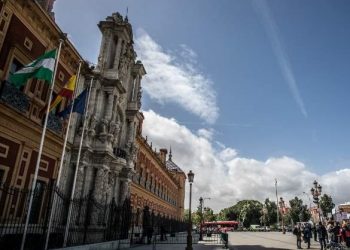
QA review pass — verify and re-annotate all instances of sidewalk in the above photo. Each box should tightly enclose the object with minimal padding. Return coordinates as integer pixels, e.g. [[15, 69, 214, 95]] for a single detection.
[[131, 243, 229, 250]]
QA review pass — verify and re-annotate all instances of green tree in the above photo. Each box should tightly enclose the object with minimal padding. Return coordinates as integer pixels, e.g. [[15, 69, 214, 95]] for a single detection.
[[289, 197, 311, 223], [319, 194, 335, 215], [238, 200, 263, 228], [263, 198, 277, 226], [203, 207, 216, 222]]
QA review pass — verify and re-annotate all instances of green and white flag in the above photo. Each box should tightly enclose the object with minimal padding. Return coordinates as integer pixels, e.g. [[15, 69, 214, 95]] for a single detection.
[[9, 49, 57, 88]]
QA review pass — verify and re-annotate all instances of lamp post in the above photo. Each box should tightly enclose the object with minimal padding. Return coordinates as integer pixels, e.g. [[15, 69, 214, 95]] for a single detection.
[[279, 197, 286, 234], [310, 180, 322, 222], [199, 197, 210, 241], [199, 197, 203, 241], [186, 170, 194, 250]]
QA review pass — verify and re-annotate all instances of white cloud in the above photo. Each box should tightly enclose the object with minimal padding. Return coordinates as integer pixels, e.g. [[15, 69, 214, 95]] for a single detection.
[[135, 30, 218, 124], [142, 110, 350, 212], [253, 0, 308, 118], [197, 128, 214, 141]]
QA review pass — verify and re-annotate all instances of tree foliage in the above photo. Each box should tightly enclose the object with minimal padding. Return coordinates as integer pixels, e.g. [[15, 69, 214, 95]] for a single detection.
[[288, 197, 311, 223], [217, 200, 263, 228], [319, 194, 335, 215]]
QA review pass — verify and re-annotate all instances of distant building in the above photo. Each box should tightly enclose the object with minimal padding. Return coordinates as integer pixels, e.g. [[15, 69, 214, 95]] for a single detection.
[[334, 202, 350, 222], [130, 114, 186, 224]]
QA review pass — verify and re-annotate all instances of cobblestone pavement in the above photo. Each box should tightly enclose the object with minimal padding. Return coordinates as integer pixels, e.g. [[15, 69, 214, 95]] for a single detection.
[[228, 231, 321, 250]]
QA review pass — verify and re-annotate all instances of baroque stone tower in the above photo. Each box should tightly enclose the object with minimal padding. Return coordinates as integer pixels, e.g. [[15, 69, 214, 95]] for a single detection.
[[71, 13, 146, 206]]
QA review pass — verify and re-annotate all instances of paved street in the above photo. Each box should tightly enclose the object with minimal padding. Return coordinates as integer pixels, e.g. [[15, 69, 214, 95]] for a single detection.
[[229, 232, 320, 250], [131, 232, 316, 250]]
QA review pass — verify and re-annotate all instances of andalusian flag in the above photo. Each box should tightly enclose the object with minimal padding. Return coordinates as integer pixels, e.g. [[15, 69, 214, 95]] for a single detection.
[[9, 49, 57, 88], [49, 75, 77, 112]]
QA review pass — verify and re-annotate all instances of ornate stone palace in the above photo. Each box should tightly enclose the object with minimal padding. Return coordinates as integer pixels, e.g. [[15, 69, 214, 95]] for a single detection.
[[60, 12, 146, 207], [0, 1, 186, 248]]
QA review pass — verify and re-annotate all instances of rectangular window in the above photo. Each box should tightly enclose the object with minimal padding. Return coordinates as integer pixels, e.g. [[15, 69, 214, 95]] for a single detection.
[[8, 58, 23, 80], [0, 169, 4, 184], [29, 180, 46, 223]]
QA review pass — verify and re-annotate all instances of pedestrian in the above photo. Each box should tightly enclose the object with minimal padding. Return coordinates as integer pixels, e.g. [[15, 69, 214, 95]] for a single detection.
[[160, 225, 167, 241], [327, 221, 334, 242], [345, 223, 350, 247], [312, 224, 317, 242], [317, 222, 327, 250], [302, 223, 312, 249], [293, 224, 303, 249], [333, 222, 341, 243]]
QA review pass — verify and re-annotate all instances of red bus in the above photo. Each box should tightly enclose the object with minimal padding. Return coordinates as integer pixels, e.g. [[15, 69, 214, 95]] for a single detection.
[[201, 221, 239, 233]]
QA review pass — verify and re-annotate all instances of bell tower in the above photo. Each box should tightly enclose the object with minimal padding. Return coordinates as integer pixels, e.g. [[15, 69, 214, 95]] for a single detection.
[[70, 13, 146, 207]]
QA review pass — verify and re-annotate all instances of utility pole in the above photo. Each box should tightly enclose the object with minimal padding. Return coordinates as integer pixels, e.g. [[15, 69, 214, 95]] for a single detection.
[[275, 179, 279, 230]]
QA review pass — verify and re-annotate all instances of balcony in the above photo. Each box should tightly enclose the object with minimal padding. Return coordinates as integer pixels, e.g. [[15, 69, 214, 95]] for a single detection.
[[47, 113, 63, 134], [0, 81, 30, 113]]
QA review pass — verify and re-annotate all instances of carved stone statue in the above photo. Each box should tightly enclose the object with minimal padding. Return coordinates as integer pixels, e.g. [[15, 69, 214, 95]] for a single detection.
[[100, 118, 108, 134]]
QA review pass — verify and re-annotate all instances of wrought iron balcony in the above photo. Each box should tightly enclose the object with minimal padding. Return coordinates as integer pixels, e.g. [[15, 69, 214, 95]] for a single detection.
[[47, 113, 63, 134], [0, 81, 30, 113]]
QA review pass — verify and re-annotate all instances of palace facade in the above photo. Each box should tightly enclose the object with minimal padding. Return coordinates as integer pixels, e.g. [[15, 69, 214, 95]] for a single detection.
[[0, 0, 81, 201], [131, 114, 186, 222], [60, 12, 146, 207], [0, 3, 187, 248]]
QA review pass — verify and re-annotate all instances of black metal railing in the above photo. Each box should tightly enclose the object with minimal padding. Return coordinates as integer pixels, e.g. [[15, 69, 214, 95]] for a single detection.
[[0, 182, 190, 249], [0, 81, 30, 113]]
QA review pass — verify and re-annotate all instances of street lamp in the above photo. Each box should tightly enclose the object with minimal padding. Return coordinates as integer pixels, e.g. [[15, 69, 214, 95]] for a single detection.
[[279, 197, 286, 234], [310, 180, 322, 222], [186, 170, 194, 250], [199, 197, 211, 241]]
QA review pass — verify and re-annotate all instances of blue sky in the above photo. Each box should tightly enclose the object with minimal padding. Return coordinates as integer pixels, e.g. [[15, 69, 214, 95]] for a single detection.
[[54, 0, 350, 209]]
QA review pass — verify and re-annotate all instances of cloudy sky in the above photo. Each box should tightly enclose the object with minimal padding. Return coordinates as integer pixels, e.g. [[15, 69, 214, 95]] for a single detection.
[[54, 0, 350, 211]]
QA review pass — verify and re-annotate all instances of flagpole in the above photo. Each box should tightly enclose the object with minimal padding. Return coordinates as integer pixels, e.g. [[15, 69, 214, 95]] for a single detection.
[[20, 39, 64, 250], [63, 76, 94, 247], [44, 61, 83, 250]]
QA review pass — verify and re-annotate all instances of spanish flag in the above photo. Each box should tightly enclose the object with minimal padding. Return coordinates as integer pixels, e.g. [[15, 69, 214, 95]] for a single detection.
[[49, 75, 76, 112]]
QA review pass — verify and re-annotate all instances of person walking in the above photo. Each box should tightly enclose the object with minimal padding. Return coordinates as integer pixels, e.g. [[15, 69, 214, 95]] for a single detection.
[[303, 223, 312, 249], [333, 222, 341, 243], [312, 224, 318, 242], [345, 223, 350, 247], [293, 224, 303, 249], [317, 222, 327, 250]]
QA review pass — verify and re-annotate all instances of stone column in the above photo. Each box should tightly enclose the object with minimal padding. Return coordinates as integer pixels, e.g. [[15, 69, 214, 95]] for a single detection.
[[88, 83, 98, 115], [93, 168, 105, 202], [104, 92, 115, 121], [118, 179, 130, 205], [113, 38, 123, 70]]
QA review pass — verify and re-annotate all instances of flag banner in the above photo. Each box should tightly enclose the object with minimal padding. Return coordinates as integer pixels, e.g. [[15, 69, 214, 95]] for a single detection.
[[58, 89, 87, 118], [9, 49, 57, 88], [49, 75, 77, 112]]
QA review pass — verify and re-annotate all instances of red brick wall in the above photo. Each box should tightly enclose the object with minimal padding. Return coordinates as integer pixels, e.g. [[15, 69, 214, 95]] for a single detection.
[[0, 135, 20, 185], [0, 15, 46, 72]]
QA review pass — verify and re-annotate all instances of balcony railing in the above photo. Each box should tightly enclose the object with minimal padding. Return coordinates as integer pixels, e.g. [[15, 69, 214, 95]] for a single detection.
[[0, 81, 30, 113], [0, 81, 63, 134], [47, 113, 63, 134]]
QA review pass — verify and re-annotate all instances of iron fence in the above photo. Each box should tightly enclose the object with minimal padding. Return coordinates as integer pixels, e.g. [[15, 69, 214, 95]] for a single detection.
[[0, 182, 191, 249]]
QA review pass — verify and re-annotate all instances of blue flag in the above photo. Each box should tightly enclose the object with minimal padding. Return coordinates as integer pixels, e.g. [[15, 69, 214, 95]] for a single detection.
[[58, 89, 87, 118]]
